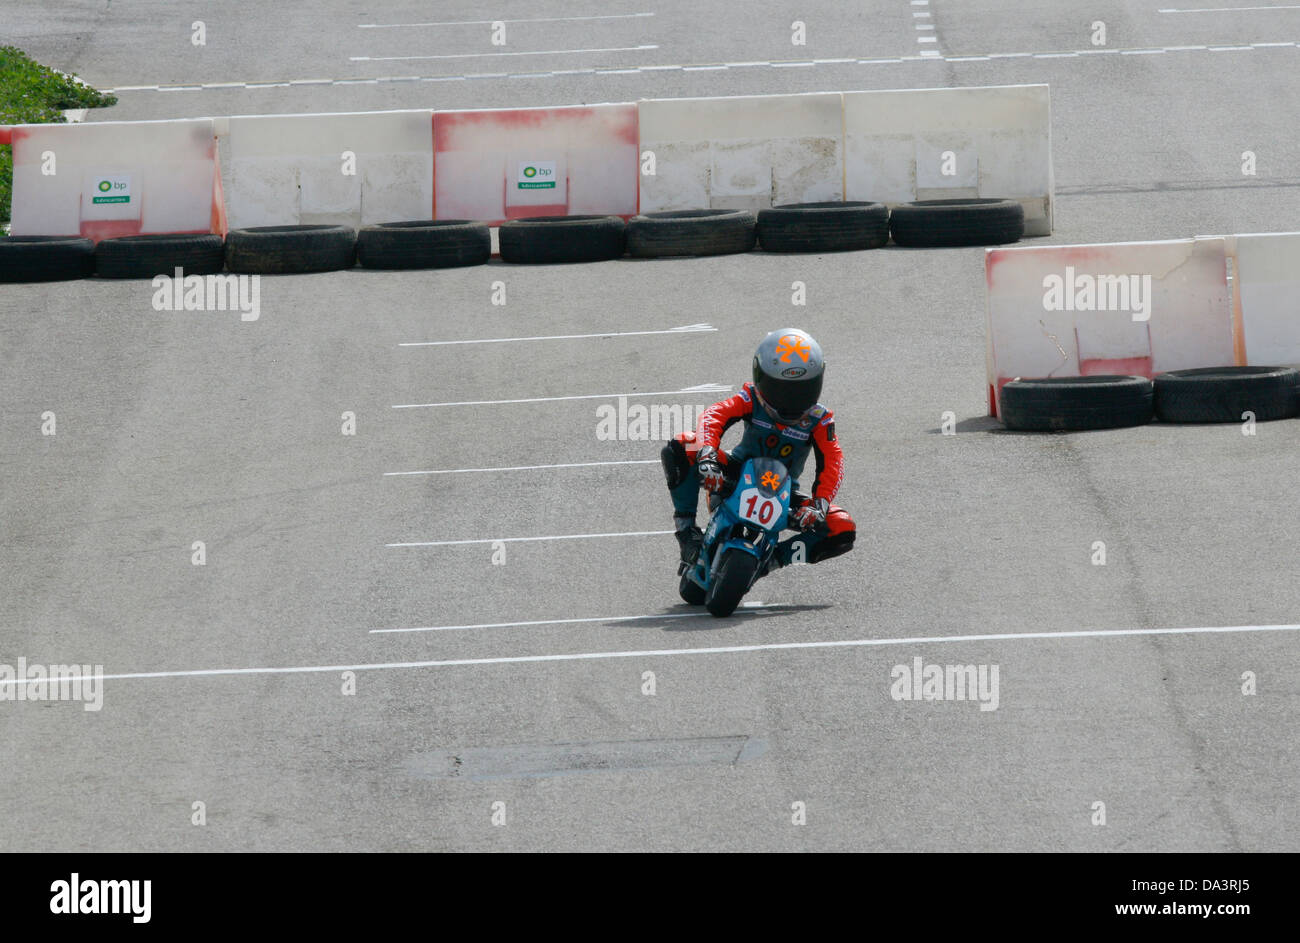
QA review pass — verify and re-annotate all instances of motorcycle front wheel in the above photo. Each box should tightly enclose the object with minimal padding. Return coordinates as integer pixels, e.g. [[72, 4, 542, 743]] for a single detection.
[[705, 549, 761, 617]]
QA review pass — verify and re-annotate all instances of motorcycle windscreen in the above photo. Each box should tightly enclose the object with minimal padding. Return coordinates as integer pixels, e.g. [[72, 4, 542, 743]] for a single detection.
[[730, 457, 791, 533], [741, 456, 791, 497]]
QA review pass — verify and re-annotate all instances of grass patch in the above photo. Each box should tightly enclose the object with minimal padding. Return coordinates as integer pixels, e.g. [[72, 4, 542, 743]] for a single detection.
[[1, 46, 118, 224]]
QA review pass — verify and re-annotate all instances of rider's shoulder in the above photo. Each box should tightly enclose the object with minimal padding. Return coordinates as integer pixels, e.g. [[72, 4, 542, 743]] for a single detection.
[[807, 403, 833, 423]]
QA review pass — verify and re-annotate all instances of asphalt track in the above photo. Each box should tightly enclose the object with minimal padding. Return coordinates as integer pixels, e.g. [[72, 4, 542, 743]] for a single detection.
[[2, 1, 1300, 852]]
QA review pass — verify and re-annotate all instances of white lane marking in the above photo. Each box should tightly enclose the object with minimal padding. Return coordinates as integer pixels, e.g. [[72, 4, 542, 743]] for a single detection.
[[1159, 4, 1300, 11], [106, 40, 1285, 93], [7, 623, 1299, 688], [387, 530, 672, 548], [384, 459, 658, 477], [399, 323, 715, 348], [917, 36, 938, 43], [372, 610, 757, 634], [350, 45, 658, 62], [916, 24, 936, 30], [392, 383, 729, 409], [359, 13, 655, 28]]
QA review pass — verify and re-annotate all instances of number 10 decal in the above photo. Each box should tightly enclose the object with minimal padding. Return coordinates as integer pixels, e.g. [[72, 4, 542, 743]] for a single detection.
[[738, 488, 776, 526]]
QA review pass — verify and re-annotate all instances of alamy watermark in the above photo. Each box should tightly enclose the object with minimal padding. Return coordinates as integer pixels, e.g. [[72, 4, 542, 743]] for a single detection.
[[890, 656, 999, 711], [152, 268, 260, 321], [0, 658, 104, 711], [595, 396, 706, 441], [1042, 266, 1152, 322]]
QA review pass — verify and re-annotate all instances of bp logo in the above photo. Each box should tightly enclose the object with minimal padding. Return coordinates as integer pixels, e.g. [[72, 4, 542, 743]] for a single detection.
[[517, 160, 557, 190], [90, 174, 131, 205]]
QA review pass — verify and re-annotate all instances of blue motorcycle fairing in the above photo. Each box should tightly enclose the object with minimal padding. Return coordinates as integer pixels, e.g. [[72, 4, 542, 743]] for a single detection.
[[685, 456, 794, 594]]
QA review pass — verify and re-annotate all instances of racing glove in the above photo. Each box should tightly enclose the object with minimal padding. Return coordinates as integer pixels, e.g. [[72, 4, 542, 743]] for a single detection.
[[696, 446, 726, 492], [792, 497, 829, 531]]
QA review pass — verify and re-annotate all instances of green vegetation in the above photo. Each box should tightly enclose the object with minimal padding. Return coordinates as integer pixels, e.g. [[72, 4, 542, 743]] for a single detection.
[[1, 46, 118, 224]]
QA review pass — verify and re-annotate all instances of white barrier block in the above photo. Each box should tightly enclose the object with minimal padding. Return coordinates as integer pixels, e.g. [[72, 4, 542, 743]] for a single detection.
[[4, 118, 217, 238], [638, 93, 843, 211], [844, 85, 1053, 236], [985, 239, 1232, 415], [433, 104, 637, 224], [1229, 232, 1300, 366], [225, 110, 433, 228]]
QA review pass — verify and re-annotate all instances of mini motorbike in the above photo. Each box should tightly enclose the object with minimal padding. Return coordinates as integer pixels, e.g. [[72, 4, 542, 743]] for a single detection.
[[679, 455, 793, 617]]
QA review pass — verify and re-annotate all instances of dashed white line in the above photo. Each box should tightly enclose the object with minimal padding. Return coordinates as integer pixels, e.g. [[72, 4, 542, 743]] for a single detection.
[[1159, 4, 1300, 11], [7, 623, 1298, 688], [105, 41, 1288, 93], [350, 45, 658, 62], [399, 324, 714, 348], [384, 459, 658, 477], [392, 384, 729, 410], [359, 13, 656, 28], [387, 529, 672, 548]]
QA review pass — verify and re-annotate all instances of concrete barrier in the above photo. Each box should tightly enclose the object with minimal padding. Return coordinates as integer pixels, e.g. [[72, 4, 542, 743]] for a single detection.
[[433, 104, 638, 225], [221, 110, 433, 229], [638, 92, 844, 212], [1, 118, 220, 239], [985, 238, 1233, 415], [844, 85, 1053, 236], [1226, 232, 1300, 367]]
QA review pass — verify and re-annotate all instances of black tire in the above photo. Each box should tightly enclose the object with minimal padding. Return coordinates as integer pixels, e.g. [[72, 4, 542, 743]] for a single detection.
[[705, 549, 761, 617], [497, 215, 625, 264], [225, 225, 356, 274], [95, 233, 225, 279], [627, 209, 757, 258], [1154, 366, 1299, 423], [679, 570, 707, 605], [756, 201, 889, 253], [1000, 375, 1154, 432], [0, 235, 95, 283], [889, 198, 1025, 248], [357, 219, 490, 270]]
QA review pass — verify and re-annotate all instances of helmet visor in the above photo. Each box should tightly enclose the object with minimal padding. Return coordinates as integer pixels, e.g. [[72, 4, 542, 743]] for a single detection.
[[756, 372, 823, 422]]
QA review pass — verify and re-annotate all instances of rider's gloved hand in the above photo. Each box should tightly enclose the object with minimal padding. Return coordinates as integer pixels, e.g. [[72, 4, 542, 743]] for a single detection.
[[792, 498, 829, 531], [695, 446, 726, 492]]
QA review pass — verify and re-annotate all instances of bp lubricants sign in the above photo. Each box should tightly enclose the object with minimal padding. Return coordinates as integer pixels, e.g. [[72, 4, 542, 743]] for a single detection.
[[82, 171, 140, 221], [517, 161, 557, 190], [89, 174, 132, 205]]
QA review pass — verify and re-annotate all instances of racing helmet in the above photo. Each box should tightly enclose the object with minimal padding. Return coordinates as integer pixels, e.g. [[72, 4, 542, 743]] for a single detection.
[[751, 328, 825, 423]]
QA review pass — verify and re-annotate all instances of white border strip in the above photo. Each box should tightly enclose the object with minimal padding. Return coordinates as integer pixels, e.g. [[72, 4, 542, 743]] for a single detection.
[[385, 459, 657, 477], [387, 529, 672, 547], [5, 623, 1297, 687], [399, 324, 714, 348]]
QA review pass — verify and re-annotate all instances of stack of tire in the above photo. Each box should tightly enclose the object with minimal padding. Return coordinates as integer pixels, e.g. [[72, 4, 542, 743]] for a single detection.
[[490, 197, 1025, 262], [0, 197, 1027, 281], [1000, 367, 1300, 431]]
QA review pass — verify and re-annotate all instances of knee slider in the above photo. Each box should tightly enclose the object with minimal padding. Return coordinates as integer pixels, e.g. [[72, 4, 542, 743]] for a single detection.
[[661, 439, 691, 489]]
